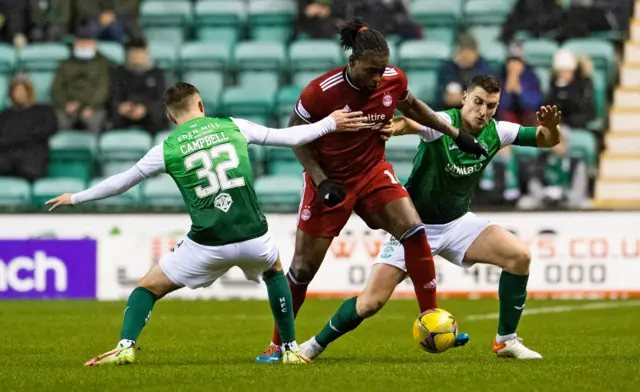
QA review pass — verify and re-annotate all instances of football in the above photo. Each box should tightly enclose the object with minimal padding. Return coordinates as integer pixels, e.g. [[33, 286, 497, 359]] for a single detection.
[[412, 308, 458, 354]]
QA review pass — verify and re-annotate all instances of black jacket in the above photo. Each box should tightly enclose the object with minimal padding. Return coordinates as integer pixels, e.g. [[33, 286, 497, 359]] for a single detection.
[[546, 74, 596, 128], [0, 104, 57, 150], [108, 65, 166, 129]]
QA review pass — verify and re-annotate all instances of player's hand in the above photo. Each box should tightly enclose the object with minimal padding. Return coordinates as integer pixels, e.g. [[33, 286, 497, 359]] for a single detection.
[[318, 179, 346, 207], [454, 131, 488, 158], [45, 193, 73, 211], [537, 105, 562, 130], [379, 117, 407, 141], [330, 109, 368, 132]]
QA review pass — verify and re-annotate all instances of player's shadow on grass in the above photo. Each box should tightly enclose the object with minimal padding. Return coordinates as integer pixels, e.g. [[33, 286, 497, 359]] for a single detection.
[[317, 356, 489, 365]]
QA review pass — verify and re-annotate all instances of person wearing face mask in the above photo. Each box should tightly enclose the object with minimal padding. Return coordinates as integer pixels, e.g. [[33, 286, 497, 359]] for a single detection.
[[436, 34, 490, 110], [51, 29, 110, 134], [108, 38, 167, 134], [0, 75, 58, 181]]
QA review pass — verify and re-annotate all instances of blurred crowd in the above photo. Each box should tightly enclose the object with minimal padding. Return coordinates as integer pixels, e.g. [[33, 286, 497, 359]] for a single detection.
[[0, 0, 634, 210]]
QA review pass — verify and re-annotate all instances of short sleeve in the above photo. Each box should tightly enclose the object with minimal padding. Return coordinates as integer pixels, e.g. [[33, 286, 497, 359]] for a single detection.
[[395, 67, 409, 102], [496, 121, 522, 148], [135, 144, 166, 178], [294, 83, 326, 124], [419, 112, 451, 143]]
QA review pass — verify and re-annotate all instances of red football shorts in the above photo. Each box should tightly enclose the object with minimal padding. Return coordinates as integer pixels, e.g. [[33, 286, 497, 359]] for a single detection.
[[297, 161, 410, 237]]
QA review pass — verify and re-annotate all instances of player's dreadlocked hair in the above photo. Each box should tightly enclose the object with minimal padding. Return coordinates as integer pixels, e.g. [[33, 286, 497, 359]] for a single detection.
[[163, 82, 200, 113], [467, 75, 501, 94], [338, 18, 389, 59]]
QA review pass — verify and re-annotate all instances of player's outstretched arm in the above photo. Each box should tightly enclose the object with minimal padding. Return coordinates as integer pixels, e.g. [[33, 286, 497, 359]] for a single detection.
[[535, 105, 562, 148], [379, 116, 422, 141]]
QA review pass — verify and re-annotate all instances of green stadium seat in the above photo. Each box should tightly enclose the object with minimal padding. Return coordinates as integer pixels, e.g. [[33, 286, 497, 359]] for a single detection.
[[234, 41, 286, 72], [144, 27, 185, 45], [533, 66, 551, 96], [477, 40, 507, 72], [0, 177, 31, 206], [569, 129, 597, 168], [0, 75, 8, 109], [140, 1, 192, 28], [275, 85, 302, 118], [194, 0, 245, 46], [399, 40, 452, 71], [247, 1, 296, 42], [561, 39, 616, 81], [98, 41, 124, 64], [592, 69, 607, 125], [468, 26, 502, 43], [143, 174, 184, 207], [27, 72, 55, 103], [463, 0, 513, 26], [148, 41, 179, 85], [0, 44, 16, 74], [154, 130, 172, 145], [265, 146, 302, 176], [100, 129, 152, 162], [222, 85, 276, 118], [411, 0, 463, 27], [392, 162, 415, 185], [343, 41, 398, 64], [523, 39, 559, 68], [237, 73, 280, 93], [512, 145, 539, 160], [247, 143, 265, 176], [180, 42, 230, 72], [239, 114, 271, 126], [290, 40, 342, 74], [102, 161, 137, 177], [182, 71, 224, 115], [48, 131, 97, 181], [292, 71, 320, 89], [421, 27, 456, 47], [406, 71, 438, 106], [32, 178, 85, 206], [385, 134, 420, 162], [18, 43, 69, 71], [89, 177, 140, 207], [254, 174, 303, 212]]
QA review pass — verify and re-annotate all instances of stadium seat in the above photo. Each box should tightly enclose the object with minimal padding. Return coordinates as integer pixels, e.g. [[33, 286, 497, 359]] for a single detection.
[[385, 134, 421, 162], [18, 43, 69, 71], [477, 40, 507, 72], [292, 71, 321, 89], [140, 1, 193, 45], [48, 131, 97, 182], [399, 40, 452, 71], [27, 72, 55, 103], [569, 129, 597, 168], [392, 162, 415, 185], [194, 0, 245, 46], [406, 71, 438, 106], [463, 0, 513, 26], [248, 143, 265, 176], [0, 177, 31, 206], [468, 26, 502, 43], [221, 85, 276, 119], [523, 39, 559, 68], [533, 66, 551, 96], [99, 129, 152, 162], [154, 130, 172, 145], [234, 41, 285, 88], [0, 44, 16, 74], [411, 0, 463, 28], [421, 27, 456, 47], [254, 174, 303, 212], [180, 42, 230, 72], [290, 40, 342, 75], [247, 0, 296, 42], [0, 75, 8, 110], [182, 71, 224, 115], [89, 177, 140, 208], [102, 161, 137, 177], [275, 85, 302, 119], [265, 146, 302, 176], [592, 69, 607, 123], [512, 145, 539, 160], [97, 41, 125, 64], [148, 41, 179, 85], [562, 39, 616, 82], [31, 178, 85, 206], [143, 174, 184, 208], [144, 27, 185, 46]]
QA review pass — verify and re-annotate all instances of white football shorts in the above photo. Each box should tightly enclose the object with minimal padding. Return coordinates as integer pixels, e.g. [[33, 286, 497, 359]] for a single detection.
[[374, 212, 490, 270], [159, 231, 278, 289]]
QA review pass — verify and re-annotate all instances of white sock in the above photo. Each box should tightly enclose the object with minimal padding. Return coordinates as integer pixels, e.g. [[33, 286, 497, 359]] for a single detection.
[[496, 333, 517, 343], [282, 341, 299, 352], [117, 339, 135, 349], [311, 336, 324, 350]]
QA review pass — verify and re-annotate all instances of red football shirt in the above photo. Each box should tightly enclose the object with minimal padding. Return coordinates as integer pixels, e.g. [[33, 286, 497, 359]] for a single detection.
[[293, 66, 408, 182]]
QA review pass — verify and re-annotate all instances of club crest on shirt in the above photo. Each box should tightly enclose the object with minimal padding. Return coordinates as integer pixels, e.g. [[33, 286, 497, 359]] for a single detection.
[[382, 93, 393, 107]]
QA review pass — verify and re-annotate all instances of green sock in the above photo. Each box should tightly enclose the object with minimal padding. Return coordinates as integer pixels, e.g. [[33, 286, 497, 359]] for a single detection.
[[265, 270, 296, 346], [316, 297, 364, 348], [498, 271, 529, 337], [120, 286, 158, 342]]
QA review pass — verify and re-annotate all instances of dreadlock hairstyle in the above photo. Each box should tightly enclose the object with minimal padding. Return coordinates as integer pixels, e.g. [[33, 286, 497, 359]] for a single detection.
[[338, 18, 389, 60]]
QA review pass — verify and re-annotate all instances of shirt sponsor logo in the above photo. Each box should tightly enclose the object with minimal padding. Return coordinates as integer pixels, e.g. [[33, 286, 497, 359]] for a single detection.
[[445, 162, 484, 177]]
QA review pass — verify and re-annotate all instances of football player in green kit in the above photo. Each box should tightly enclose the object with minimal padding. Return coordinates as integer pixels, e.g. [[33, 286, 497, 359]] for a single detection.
[[45, 82, 368, 366], [300, 75, 561, 360]]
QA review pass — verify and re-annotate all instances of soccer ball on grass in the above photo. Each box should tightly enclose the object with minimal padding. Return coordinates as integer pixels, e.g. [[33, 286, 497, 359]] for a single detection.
[[412, 308, 458, 354]]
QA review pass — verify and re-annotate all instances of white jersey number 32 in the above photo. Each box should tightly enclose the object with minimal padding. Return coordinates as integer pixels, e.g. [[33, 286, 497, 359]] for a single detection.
[[184, 144, 246, 199]]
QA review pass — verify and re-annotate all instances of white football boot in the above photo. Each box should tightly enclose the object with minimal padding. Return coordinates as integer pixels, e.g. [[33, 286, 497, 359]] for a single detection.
[[492, 336, 542, 359]]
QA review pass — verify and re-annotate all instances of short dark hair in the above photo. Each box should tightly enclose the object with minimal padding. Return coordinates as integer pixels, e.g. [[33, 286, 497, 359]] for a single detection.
[[467, 75, 501, 94], [125, 37, 147, 51], [338, 18, 389, 59], [163, 82, 200, 114]]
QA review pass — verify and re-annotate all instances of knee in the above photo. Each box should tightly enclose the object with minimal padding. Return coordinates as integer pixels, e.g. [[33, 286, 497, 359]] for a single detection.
[[288, 253, 320, 283], [355, 294, 388, 319], [505, 246, 531, 275]]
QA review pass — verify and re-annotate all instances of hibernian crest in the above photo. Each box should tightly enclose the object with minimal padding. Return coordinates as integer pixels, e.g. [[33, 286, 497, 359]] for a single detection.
[[214, 193, 233, 212]]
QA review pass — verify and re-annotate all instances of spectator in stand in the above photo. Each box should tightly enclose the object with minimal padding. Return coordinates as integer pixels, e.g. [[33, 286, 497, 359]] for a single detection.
[[547, 49, 596, 129], [0, 0, 29, 48], [501, 0, 564, 43], [52, 29, 111, 134], [436, 34, 489, 110], [109, 38, 167, 135], [72, 0, 141, 43], [498, 40, 542, 126], [0, 75, 57, 181], [297, 0, 336, 39], [27, 0, 72, 42], [562, 0, 633, 40]]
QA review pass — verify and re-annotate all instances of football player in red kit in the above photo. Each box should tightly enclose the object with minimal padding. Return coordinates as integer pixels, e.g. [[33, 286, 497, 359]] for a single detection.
[[257, 19, 485, 362]]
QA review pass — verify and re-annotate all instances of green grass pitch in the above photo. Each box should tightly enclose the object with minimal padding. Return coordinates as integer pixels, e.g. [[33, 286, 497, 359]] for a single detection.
[[1, 298, 639, 391]]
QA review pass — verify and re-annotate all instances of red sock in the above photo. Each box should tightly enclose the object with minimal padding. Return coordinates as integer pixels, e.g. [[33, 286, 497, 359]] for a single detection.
[[402, 231, 438, 311], [271, 273, 309, 346]]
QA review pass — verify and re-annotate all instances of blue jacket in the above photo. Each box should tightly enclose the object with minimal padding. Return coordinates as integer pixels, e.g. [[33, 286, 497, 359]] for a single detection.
[[498, 65, 542, 114], [435, 57, 490, 109]]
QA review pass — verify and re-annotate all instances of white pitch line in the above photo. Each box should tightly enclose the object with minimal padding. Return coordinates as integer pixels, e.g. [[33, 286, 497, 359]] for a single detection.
[[465, 300, 640, 321]]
